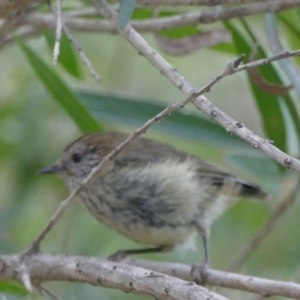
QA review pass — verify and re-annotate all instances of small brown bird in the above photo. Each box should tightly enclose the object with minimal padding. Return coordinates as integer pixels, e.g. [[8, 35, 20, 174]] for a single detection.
[[40, 131, 266, 265]]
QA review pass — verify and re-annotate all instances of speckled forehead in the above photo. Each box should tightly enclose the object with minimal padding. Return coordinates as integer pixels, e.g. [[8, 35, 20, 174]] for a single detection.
[[64, 134, 98, 151]]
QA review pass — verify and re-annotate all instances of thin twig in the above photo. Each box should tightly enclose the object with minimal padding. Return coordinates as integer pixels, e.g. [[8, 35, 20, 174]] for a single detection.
[[63, 26, 101, 81], [48, 2, 101, 80], [53, 0, 62, 65]]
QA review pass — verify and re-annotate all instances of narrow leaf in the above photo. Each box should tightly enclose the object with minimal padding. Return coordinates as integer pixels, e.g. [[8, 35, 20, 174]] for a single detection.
[[77, 90, 260, 150], [18, 41, 103, 133], [240, 19, 300, 151], [0, 281, 28, 296], [228, 154, 281, 182], [43, 29, 82, 79], [119, 0, 136, 29], [225, 21, 288, 152]]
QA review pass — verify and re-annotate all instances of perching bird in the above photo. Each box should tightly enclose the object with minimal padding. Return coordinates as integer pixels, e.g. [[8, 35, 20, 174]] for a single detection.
[[40, 131, 267, 265]]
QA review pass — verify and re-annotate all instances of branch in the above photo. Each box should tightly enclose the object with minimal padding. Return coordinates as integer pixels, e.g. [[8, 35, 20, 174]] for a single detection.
[[62, 26, 101, 81], [18, 0, 300, 34], [52, 0, 62, 65], [1, 254, 300, 299], [135, 0, 269, 6], [96, 0, 300, 172], [0, 254, 228, 300], [130, 258, 300, 299]]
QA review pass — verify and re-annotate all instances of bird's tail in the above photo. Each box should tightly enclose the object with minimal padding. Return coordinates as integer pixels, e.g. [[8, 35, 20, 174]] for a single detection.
[[237, 179, 268, 200]]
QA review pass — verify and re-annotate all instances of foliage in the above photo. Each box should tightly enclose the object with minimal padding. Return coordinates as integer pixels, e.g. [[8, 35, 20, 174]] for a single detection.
[[1, 2, 300, 299]]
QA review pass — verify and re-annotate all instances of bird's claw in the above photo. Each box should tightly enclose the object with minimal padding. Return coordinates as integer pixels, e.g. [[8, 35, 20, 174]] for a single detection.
[[191, 261, 209, 285], [108, 250, 127, 261]]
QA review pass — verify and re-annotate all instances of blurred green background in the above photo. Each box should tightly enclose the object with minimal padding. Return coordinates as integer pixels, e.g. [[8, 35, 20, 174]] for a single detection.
[[1, 5, 300, 299]]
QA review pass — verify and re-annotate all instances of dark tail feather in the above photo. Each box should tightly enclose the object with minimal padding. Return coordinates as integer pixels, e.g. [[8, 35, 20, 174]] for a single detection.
[[237, 179, 267, 200], [211, 177, 267, 200]]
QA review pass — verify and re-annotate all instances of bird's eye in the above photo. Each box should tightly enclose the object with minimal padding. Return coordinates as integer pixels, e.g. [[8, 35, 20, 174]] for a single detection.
[[72, 153, 82, 163]]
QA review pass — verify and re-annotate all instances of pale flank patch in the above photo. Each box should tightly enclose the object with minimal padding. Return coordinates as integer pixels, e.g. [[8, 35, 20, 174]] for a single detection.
[[174, 232, 198, 255]]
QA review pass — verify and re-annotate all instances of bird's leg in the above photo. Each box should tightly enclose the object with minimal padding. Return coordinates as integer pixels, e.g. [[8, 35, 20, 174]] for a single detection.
[[108, 245, 171, 261], [191, 220, 210, 285], [202, 235, 210, 267]]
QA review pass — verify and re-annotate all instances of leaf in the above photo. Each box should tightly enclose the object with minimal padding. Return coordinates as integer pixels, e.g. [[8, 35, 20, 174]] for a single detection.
[[278, 9, 300, 37], [131, 7, 178, 20], [43, 30, 82, 79], [228, 154, 281, 182], [265, 13, 300, 93], [0, 280, 28, 296], [77, 90, 259, 150], [18, 41, 103, 133], [248, 66, 292, 95], [119, 0, 136, 29], [210, 41, 236, 54], [131, 7, 153, 19], [159, 26, 200, 39], [240, 19, 300, 152], [225, 21, 288, 152]]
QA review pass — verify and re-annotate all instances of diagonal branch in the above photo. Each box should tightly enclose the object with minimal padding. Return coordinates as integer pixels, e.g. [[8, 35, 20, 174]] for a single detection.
[[97, 0, 300, 172]]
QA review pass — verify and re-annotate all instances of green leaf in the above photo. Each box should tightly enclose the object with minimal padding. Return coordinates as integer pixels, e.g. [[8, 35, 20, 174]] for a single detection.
[[278, 9, 300, 33], [131, 8, 153, 19], [278, 10, 300, 68], [0, 280, 28, 296], [43, 30, 82, 79], [240, 19, 300, 152], [131, 8, 178, 20], [228, 154, 281, 182], [119, 0, 136, 29], [224, 21, 289, 152], [77, 90, 259, 150], [18, 41, 103, 133], [210, 41, 236, 54]]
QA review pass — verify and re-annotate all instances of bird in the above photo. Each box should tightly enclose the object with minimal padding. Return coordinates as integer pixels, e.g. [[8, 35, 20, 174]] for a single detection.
[[40, 131, 267, 267]]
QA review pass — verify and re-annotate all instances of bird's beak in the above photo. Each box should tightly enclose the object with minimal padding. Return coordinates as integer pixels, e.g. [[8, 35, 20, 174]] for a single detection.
[[39, 164, 65, 175]]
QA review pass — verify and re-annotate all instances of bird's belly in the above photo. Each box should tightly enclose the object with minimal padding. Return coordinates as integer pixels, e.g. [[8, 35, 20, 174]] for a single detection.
[[114, 222, 197, 246], [80, 189, 197, 246], [83, 196, 196, 245], [79, 160, 204, 246]]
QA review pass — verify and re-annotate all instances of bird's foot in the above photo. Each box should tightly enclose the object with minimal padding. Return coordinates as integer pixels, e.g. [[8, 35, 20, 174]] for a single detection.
[[21, 243, 41, 261], [191, 261, 209, 285], [108, 250, 127, 262]]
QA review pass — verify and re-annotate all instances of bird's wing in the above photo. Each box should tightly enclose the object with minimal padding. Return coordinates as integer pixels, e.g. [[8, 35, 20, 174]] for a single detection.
[[114, 134, 229, 177], [110, 132, 266, 200]]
